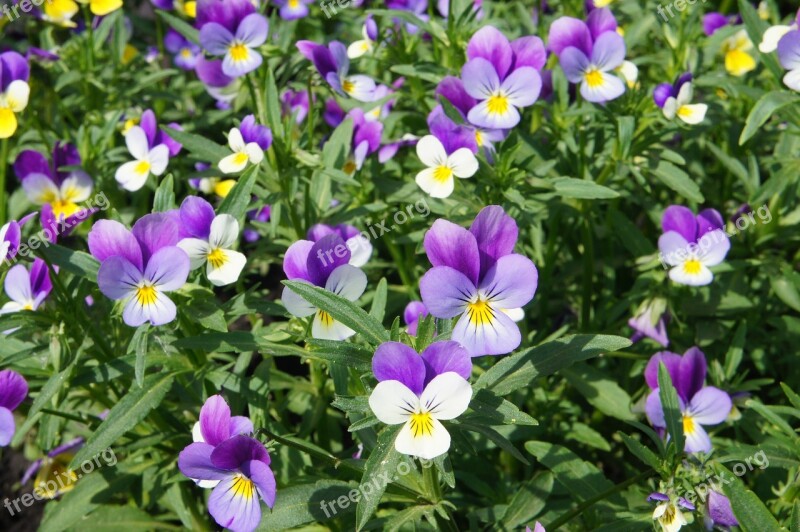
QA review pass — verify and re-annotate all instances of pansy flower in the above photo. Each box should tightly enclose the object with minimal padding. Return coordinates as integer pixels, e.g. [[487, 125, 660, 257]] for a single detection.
[[705, 490, 738, 529], [165, 29, 201, 70], [296, 40, 377, 101], [198, 2, 268, 78], [0, 214, 37, 262], [460, 26, 544, 129], [644, 347, 732, 453], [274, 0, 314, 20], [722, 30, 756, 77], [14, 142, 93, 220], [658, 205, 730, 286], [648, 492, 694, 532], [344, 108, 383, 172], [0, 51, 30, 139], [308, 223, 372, 267], [662, 82, 707, 125], [435, 77, 506, 158], [195, 56, 239, 106], [189, 162, 237, 198], [1, 259, 52, 315], [386, 0, 428, 34], [628, 300, 669, 347], [653, 72, 692, 109], [177, 197, 247, 286], [414, 133, 479, 199], [549, 9, 627, 103], [759, 8, 799, 53], [0, 370, 28, 446], [347, 16, 378, 58], [41, 0, 80, 27], [243, 205, 270, 243], [21, 437, 85, 497], [404, 301, 428, 336], [116, 110, 182, 191], [282, 234, 367, 340], [420, 206, 538, 356], [76, 0, 122, 16], [281, 89, 311, 124], [218, 115, 270, 174], [88, 214, 190, 327], [188, 395, 254, 488], [777, 30, 800, 91], [179, 435, 276, 532], [702, 12, 737, 37], [369, 341, 472, 460]]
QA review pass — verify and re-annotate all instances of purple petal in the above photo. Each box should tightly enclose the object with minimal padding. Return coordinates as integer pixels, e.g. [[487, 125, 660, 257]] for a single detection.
[[420, 266, 475, 318], [132, 213, 181, 265], [97, 256, 143, 300], [644, 352, 682, 392], [424, 219, 481, 285], [196, 0, 256, 34], [510, 36, 547, 71], [645, 389, 665, 428], [678, 347, 707, 402], [688, 387, 731, 425], [180, 196, 216, 240], [157, 123, 184, 157], [590, 32, 626, 71], [164, 29, 187, 54], [647, 492, 669, 502], [88, 220, 144, 271], [662, 205, 698, 243], [230, 416, 254, 437], [178, 442, 231, 480], [708, 491, 738, 527], [548, 17, 592, 57], [500, 67, 541, 107], [653, 83, 674, 108], [478, 254, 538, 309], [586, 7, 617, 40], [467, 26, 513, 80], [195, 56, 233, 88], [283, 240, 314, 282], [0, 407, 14, 446], [559, 47, 591, 84], [244, 459, 276, 508], [420, 341, 472, 385], [427, 106, 478, 155], [403, 301, 428, 326], [200, 395, 233, 446], [436, 76, 475, 117], [703, 12, 729, 36], [208, 472, 262, 531], [696, 208, 724, 239], [306, 234, 350, 287], [469, 205, 519, 277], [0, 52, 29, 89], [461, 57, 501, 100], [144, 247, 190, 291], [29, 258, 52, 299], [239, 115, 272, 150], [14, 150, 51, 181], [0, 370, 28, 411], [140, 110, 158, 148], [372, 341, 425, 395], [297, 40, 338, 78], [235, 13, 268, 47], [211, 435, 270, 470], [307, 224, 335, 242], [778, 30, 800, 70], [199, 22, 234, 56]]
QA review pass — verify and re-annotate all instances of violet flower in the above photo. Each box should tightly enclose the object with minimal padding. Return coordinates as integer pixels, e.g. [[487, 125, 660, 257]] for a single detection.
[[460, 26, 544, 129], [0, 369, 28, 446], [218, 115, 269, 174], [777, 30, 800, 92], [435, 76, 506, 158], [281, 89, 311, 124], [0, 213, 37, 262], [346, 108, 383, 171], [403, 300, 428, 336], [88, 214, 190, 327], [705, 490, 738, 529], [243, 206, 271, 243], [419, 206, 538, 356], [308, 223, 372, 267], [629, 300, 669, 347], [369, 341, 472, 459], [548, 8, 627, 102], [296, 40, 376, 101], [165, 29, 201, 70], [644, 347, 732, 453], [197, 0, 268, 78], [282, 234, 367, 340], [653, 73, 692, 109], [658, 206, 730, 286], [116, 110, 182, 191], [195, 56, 239, 106], [1, 259, 52, 315], [0, 51, 30, 139], [274, 0, 314, 20], [649, 492, 694, 531], [347, 16, 379, 58]]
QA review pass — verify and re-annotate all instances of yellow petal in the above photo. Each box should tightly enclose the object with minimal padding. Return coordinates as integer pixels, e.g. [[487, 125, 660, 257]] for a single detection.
[[0, 108, 18, 139], [725, 49, 756, 77], [90, 0, 122, 16]]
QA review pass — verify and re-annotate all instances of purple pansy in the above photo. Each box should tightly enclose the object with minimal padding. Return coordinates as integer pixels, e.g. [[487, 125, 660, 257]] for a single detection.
[[243, 206, 271, 243], [703, 12, 739, 36], [0, 51, 31, 139], [274, 0, 314, 20], [1, 258, 52, 316], [21, 436, 85, 492], [644, 347, 732, 453], [419, 206, 538, 356], [88, 213, 190, 327], [0, 369, 28, 446], [165, 29, 201, 70], [386, 0, 428, 34], [281, 234, 368, 340], [403, 301, 428, 336], [179, 434, 275, 532], [281, 89, 311, 124], [653, 72, 692, 108], [0, 213, 37, 262], [435, 77, 507, 158], [706, 490, 738, 528], [197, 0, 268, 78], [658, 205, 730, 286], [777, 30, 800, 92], [369, 341, 472, 459], [628, 300, 669, 347], [296, 40, 376, 101], [346, 108, 383, 171], [195, 56, 239, 106], [116, 110, 182, 191], [308, 223, 372, 267], [239, 114, 273, 151], [460, 26, 544, 129], [347, 15, 379, 58], [548, 8, 627, 102]]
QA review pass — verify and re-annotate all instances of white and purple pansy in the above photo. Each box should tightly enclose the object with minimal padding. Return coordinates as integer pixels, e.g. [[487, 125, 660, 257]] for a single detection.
[[777, 29, 800, 92], [414, 133, 479, 199], [658, 205, 730, 286], [307, 222, 372, 268], [0, 370, 28, 446], [420, 206, 538, 356], [274, 0, 314, 21], [281, 234, 367, 340], [644, 347, 732, 453], [0, 51, 31, 139], [648, 492, 694, 532], [368, 341, 473, 460], [460, 26, 544, 129], [197, 0, 268, 78], [218, 115, 270, 174], [296, 40, 376, 101], [1, 258, 52, 316], [165, 29, 201, 70], [177, 196, 247, 286], [549, 8, 627, 103], [88, 213, 190, 327], [116, 110, 182, 192], [345, 108, 383, 172], [0, 213, 38, 262]]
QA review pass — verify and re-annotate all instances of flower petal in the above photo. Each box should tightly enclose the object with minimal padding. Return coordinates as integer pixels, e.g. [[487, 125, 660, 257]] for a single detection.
[[420, 266, 475, 319], [0, 369, 28, 411], [644, 351, 682, 392], [662, 205, 698, 240], [466, 26, 513, 80], [416, 167, 454, 199], [3, 264, 32, 305], [416, 135, 448, 167], [0, 406, 14, 446], [283, 240, 314, 281], [144, 247, 190, 291], [420, 341, 472, 385], [122, 289, 177, 327], [369, 379, 419, 424], [373, 342, 426, 395], [209, 214, 239, 249], [580, 71, 625, 103], [88, 219, 143, 269], [207, 473, 262, 532], [479, 254, 538, 309], [178, 442, 230, 481], [207, 249, 247, 286], [235, 13, 268, 47], [178, 238, 212, 270], [447, 148, 479, 178], [424, 219, 481, 284], [311, 311, 355, 340], [500, 67, 541, 107], [590, 32, 626, 71], [452, 304, 521, 356], [179, 196, 215, 240], [199, 22, 234, 56], [281, 282, 316, 318], [324, 264, 367, 301], [97, 256, 142, 301], [697, 229, 730, 267], [394, 416, 451, 460], [420, 372, 472, 420], [200, 395, 233, 446], [688, 386, 731, 425], [125, 126, 150, 160], [461, 58, 501, 100], [244, 458, 276, 509]]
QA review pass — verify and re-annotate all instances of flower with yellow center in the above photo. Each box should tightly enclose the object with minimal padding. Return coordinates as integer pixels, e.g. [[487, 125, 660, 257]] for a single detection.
[[115, 126, 170, 191], [0, 80, 30, 139], [218, 127, 264, 174], [722, 30, 756, 76], [414, 135, 478, 199], [178, 213, 247, 287], [42, 0, 79, 27], [662, 82, 707, 125]]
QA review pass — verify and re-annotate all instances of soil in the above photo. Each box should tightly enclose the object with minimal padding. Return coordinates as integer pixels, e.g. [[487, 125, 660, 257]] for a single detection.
[[0, 449, 43, 531]]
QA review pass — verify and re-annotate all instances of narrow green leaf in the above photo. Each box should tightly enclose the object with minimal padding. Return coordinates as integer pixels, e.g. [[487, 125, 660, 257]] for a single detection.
[[321, 118, 354, 169], [717, 463, 782, 532], [217, 165, 257, 219], [256, 480, 355, 530], [650, 161, 705, 203], [355, 425, 403, 530], [468, 389, 538, 426], [552, 177, 620, 199], [740, 91, 800, 145], [369, 278, 388, 324], [724, 322, 746, 380], [152, 174, 176, 212], [39, 245, 100, 282], [657, 362, 685, 454], [524, 441, 615, 502], [161, 127, 229, 162], [619, 433, 662, 470], [128, 324, 150, 387], [156, 11, 200, 45]]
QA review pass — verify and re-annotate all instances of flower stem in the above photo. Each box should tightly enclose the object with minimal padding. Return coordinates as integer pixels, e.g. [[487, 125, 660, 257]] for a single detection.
[[0, 137, 8, 224]]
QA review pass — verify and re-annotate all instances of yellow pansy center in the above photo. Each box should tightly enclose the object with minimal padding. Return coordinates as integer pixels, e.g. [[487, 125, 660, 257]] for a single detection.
[[317, 310, 334, 327], [289, 0, 299, 7], [136, 284, 158, 307], [207, 248, 227, 269], [585, 68, 604, 88], [34, 455, 78, 498], [475, 130, 483, 146], [135, 160, 151, 175], [486, 93, 509, 115], [409, 412, 434, 438], [233, 151, 250, 166], [180, 48, 193, 59], [677, 106, 693, 119], [229, 43, 249, 63], [50, 199, 80, 219], [467, 298, 494, 326], [660, 503, 678, 525], [683, 259, 702, 275], [342, 79, 355, 94], [433, 165, 453, 183], [682, 414, 695, 435], [231, 474, 256, 500], [182, 0, 196, 17]]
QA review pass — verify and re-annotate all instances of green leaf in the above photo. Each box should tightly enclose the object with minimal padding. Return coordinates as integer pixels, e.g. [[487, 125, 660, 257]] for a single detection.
[[474, 334, 632, 395], [156, 11, 200, 45], [369, 278, 388, 324], [457, 421, 529, 464], [501, 472, 553, 528], [740, 91, 800, 145], [716, 463, 782, 532], [282, 280, 390, 345], [657, 362, 684, 454], [355, 425, 403, 530], [70, 373, 174, 467], [161, 127, 229, 162], [69, 505, 179, 531], [724, 322, 746, 380], [552, 177, 620, 199], [40, 245, 100, 282], [152, 174, 176, 212], [619, 433, 662, 470], [649, 161, 704, 203], [468, 389, 538, 426], [263, 67, 284, 141], [256, 480, 356, 530], [781, 383, 800, 411], [307, 340, 374, 372], [217, 165, 257, 219], [770, 275, 800, 313], [562, 365, 635, 421], [321, 118, 354, 169], [128, 324, 150, 387], [524, 441, 615, 502]]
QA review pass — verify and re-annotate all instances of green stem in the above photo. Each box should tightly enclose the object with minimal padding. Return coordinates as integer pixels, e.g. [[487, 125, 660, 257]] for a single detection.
[[581, 212, 594, 331], [422, 463, 441, 501], [547, 468, 655, 529], [0, 137, 8, 224]]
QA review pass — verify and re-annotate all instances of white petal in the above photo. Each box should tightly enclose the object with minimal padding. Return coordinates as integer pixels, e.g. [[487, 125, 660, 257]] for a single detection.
[[347, 39, 372, 59], [676, 82, 693, 106], [394, 416, 451, 460], [677, 104, 708, 125], [148, 145, 170, 176], [218, 152, 248, 174], [368, 380, 419, 425], [191, 421, 205, 442], [4, 265, 32, 304], [662, 97, 678, 119], [758, 25, 791, 53], [324, 264, 367, 301], [245, 143, 264, 164], [783, 69, 800, 92], [416, 167, 454, 199], [125, 126, 150, 160], [343, 75, 376, 101], [502, 307, 525, 322], [419, 372, 472, 420], [447, 149, 479, 178], [209, 214, 239, 249], [115, 160, 150, 191], [60, 171, 93, 203], [669, 262, 713, 286], [281, 283, 316, 317], [227, 128, 245, 152], [416, 135, 447, 167], [6, 81, 29, 112], [580, 72, 625, 103], [312, 311, 355, 340], [21, 173, 59, 204], [206, 249, 246, 286], [697, 229, 730, 266], [617, 61, 638, 88], [346, 236, 372, 267], [177, 238, 211, 270]]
